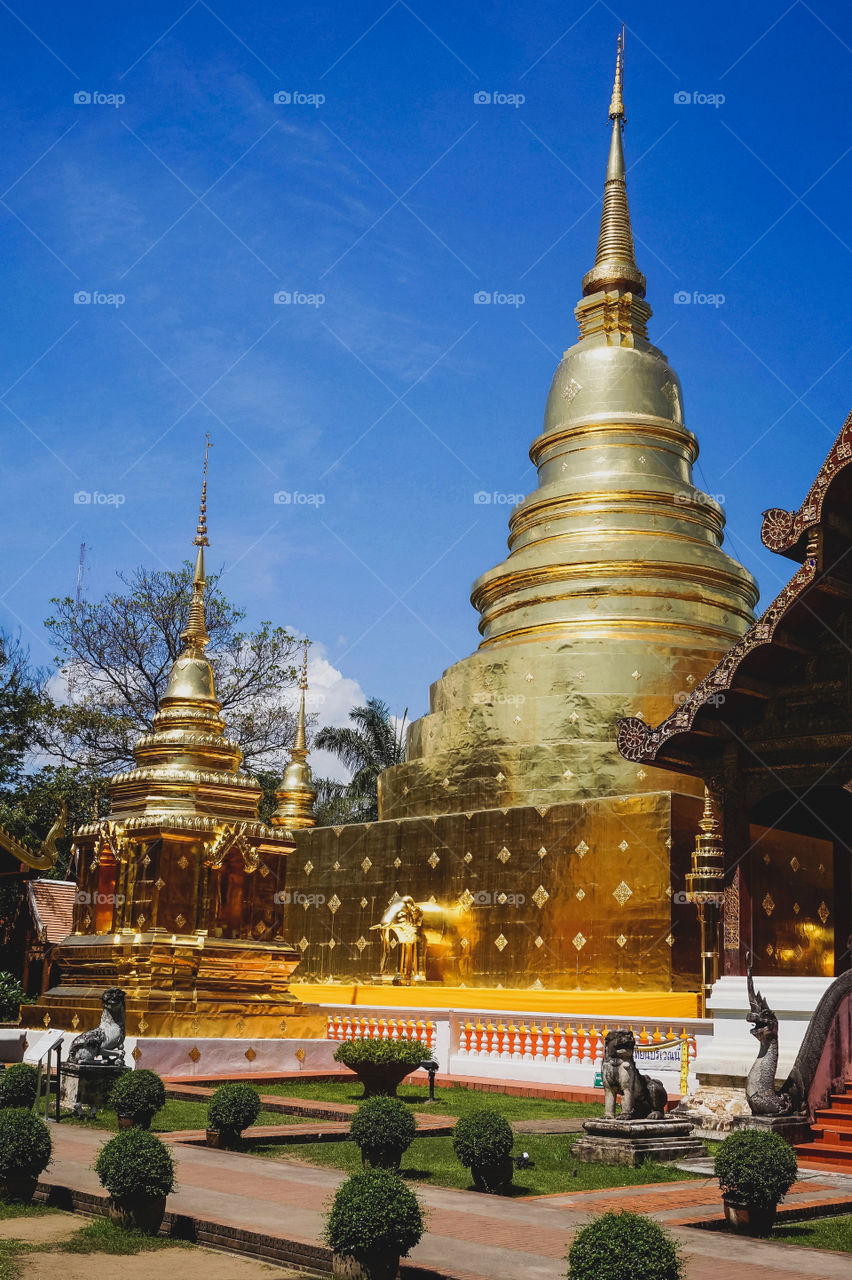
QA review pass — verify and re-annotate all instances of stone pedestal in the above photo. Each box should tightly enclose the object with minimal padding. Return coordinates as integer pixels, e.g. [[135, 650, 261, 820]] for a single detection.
[[729, 1112, 813, 1146], [59, 1061, 128, 1118], [572, 1117, 707, 1167]]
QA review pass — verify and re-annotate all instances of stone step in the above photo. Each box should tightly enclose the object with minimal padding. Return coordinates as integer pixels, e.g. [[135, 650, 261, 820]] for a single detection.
[[813, 1107, 852, 1124], [827, 1095, 852, 1110], [810, 1126, 852, 1145], [795, 1140, 852, 1167]]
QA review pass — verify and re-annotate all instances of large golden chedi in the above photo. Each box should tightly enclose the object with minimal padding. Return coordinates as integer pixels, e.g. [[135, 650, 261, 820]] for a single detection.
[[23, 461, 321, 1038], [380, 49, 757, 820], [288, 45, 759, 1005]]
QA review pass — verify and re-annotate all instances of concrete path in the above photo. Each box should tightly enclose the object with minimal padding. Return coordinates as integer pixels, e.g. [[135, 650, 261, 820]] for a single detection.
[[40, 1124, 852, 1280]]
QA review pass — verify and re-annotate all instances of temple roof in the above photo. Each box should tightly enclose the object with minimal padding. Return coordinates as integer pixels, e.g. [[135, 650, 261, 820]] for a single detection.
[[27, 879, 75, 944], [617, 408, 852, 773]]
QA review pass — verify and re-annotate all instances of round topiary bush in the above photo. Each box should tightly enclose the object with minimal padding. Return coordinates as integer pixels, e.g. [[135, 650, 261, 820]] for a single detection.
[[334, 1038, 426, 1099], [452, 1108, 514, 1193], [0, 1062, 39, 1110], [714, 1129, 798, 1210], [207, 1082, 261, 1138], [325, 1168, 423, 1274], [110, 1070, 166, 1127], [567, 1210, 684, 1280], [94, 1127, 176, 1199], [0, 1108, 52, 1181], [350, 1096, 417, 1168]]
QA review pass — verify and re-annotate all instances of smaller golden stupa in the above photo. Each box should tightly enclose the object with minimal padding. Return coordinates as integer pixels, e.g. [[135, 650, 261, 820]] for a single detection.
[[23, 442, 321, 1038], [271, 640, 317, 830]]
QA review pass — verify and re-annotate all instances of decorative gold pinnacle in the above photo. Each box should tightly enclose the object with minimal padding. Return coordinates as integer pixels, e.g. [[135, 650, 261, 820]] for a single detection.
[[582, 28, 646, 300], [271, 638, 316, 829], [182, 436, 213, 653], [686, 786, 725, 903]]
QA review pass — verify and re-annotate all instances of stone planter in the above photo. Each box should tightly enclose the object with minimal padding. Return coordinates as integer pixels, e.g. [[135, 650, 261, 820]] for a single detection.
[[0, 1174, 38, 1204], [361, 1149, 403, 1170], [470, 1156, 514, 1193], [117, 1113, 152, 1131], [107, 1192, 167, 1235], [722, 1197, 778, 1236], [332, 1251, 400, 1280], [347, 1063, 414, 1099], [206, 1127, 241, 1149]]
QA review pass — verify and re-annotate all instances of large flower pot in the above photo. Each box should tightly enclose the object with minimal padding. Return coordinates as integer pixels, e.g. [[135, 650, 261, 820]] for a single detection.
[[348, 1063, 414, 1099], [471, 1157, 514, 1194], [206, 1127, 241, 1149], [723, 1198, 777, 1236], [118, 1113, 152, 1131], [361, 1149, 403, 1170], [332, 1251, 400, 1280], [107, 1193, 167, 1235], [0, 1174, 38, 1204]]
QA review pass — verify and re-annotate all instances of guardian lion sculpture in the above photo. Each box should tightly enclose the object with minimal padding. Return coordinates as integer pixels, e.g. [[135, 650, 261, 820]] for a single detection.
[[67, 987, 127, 1064], [602, 1029, 667, 1120]]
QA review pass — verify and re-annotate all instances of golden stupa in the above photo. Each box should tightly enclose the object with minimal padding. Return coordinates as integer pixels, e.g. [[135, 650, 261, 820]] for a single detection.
[[286, 39, 758, 1014], [23, 445, 322, 1037]]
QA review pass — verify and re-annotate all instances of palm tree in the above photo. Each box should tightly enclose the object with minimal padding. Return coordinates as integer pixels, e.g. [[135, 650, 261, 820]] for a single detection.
[[315, 698, 407, 823]]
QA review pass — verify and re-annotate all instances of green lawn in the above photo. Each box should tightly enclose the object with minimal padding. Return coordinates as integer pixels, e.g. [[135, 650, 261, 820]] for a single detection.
[[245, 1131, 702, 1196], [256, 1079, 602, 1121], [773, 1214, 852, 1254], [58, 1098, 293, 1133], [0, 1211, 189, 1280]]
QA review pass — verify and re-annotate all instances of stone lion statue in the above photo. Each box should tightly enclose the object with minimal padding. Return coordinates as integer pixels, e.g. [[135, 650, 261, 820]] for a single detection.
[[67, 988, 127, 1064], [602, 1029, 667, 1120]]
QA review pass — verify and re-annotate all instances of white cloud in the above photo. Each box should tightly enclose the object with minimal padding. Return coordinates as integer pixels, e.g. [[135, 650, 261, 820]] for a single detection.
[[284, 629, 366, 782]]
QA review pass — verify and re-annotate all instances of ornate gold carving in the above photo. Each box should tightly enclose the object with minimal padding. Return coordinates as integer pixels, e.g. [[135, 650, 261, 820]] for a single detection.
[[612, 880, 632, 906]]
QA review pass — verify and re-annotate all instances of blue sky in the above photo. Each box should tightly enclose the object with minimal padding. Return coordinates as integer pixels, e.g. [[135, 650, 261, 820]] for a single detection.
[[1, 0, 851, 739]]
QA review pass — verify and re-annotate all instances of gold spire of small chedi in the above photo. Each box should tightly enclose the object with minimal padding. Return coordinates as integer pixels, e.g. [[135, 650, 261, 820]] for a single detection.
[[686, 786, 726, 1017], [271, 639, 316, 829]]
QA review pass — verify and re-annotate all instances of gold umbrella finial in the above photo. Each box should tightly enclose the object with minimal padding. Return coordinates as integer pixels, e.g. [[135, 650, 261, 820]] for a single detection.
[[195, 433, 212, 548], [609, 25, 625, 122], [182, 436, 213, 652]]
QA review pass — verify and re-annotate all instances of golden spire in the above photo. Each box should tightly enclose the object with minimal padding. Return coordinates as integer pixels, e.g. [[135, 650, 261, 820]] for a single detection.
[[181, 435, 212, 654], [582, 27, 646, 299], [271, 638, 316, 829]]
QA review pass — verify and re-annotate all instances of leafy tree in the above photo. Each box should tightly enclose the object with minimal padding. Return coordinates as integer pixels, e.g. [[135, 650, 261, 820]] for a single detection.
[[315, 699, 407, 824], [39, 563, 300, 772], [0, 766, 107, 878], [0, 633, 43, 788]]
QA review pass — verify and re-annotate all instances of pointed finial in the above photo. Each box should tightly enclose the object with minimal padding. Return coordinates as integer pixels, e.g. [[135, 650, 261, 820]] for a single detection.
[[581, 29, 646, 300], [608, 26, 625, 122], [195, 434, 212, 548], [270, 637, 316, 828], [182, 437, 212, 652], [299, 637, 309, 691], [293, 639, 309, 752]]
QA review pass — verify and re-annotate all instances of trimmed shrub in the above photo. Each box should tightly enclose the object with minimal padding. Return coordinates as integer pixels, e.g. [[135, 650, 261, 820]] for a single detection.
[[333, 1038, 426, 1070], [452, 1108, 513, 1170], [714, 1130, 798, 1209], [567, 1211, 684, 1280], [350, 1096, 417, 1167], [0, 972, 28, 1023], [0, 1063, 39, 1110], [110, 1070, 165, 1123], [0, 1108, 52, 1179], [94, 1128, 175, 1199], [207, 1081, 261, 1135], [325, 1168, 423, 1262]]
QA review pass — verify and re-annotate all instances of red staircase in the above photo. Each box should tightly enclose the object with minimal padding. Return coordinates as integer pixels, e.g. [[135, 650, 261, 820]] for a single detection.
[[796, 1082, 852, 1171]]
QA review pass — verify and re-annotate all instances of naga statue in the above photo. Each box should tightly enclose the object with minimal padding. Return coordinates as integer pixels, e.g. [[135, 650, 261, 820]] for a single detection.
[[602, 1029, 668, 1120], [0, 802, 65, 871], [746, 952, 852, 1117], [68, 987, 127, 1065]]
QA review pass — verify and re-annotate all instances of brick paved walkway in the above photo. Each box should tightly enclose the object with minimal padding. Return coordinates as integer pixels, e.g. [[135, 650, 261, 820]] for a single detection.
[[38, 1125, 852, 1280]]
